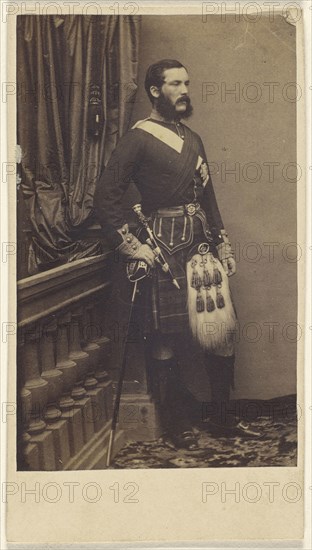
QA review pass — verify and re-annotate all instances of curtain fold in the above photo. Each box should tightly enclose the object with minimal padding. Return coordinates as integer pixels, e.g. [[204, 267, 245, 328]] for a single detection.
[[17, 15, 141, 274]]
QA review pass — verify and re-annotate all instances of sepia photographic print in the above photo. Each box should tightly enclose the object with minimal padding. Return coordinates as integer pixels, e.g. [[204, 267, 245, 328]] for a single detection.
[[3, 0, 309, 545]]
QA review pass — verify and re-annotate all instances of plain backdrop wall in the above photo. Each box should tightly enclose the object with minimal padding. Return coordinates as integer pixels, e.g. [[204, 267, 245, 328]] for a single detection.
[[126, 14, 297, 400]]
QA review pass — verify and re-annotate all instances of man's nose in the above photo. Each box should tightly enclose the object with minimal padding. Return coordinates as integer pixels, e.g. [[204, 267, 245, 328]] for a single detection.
[[180, 83, 188, 95]]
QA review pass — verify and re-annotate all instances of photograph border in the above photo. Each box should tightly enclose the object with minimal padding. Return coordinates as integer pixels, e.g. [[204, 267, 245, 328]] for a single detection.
[[1, 0, 311, 546]]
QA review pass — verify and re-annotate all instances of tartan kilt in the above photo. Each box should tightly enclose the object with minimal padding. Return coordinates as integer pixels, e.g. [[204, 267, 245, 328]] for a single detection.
[[151, 245, 192, 334], [142, 213, 237, 354]]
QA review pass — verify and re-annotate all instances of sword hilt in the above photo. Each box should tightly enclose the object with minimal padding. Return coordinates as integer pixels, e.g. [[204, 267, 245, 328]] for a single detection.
[[133, 203, 146, 225]]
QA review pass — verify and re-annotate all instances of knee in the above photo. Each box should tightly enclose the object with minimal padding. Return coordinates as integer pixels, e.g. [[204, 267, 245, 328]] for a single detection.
[[151, 333, 175, 361]]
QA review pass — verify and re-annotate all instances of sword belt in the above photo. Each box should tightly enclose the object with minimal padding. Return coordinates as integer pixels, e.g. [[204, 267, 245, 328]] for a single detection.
[[149, 202, 213, 255], [155, 202, 201, 218]]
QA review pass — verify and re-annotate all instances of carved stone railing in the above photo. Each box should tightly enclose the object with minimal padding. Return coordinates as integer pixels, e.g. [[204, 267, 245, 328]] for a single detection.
[[17, 254, 126, 470]]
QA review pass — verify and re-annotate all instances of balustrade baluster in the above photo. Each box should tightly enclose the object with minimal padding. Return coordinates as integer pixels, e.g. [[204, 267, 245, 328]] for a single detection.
[[40, 318, 70, 469], [68, 308, 95, 443], [56, 312, 84, 456], [90, 300, 114, 420], [82, 304, 100, 386], [20, 386, 39, 470], [17, 334, 38, 470], [79, 302, 108, 432], [22, 324, 56, 470]]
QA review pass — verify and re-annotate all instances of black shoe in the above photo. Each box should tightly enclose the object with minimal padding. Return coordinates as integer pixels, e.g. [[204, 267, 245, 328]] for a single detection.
[[171, 430, 199, 450], [204, 419, 261, 439]]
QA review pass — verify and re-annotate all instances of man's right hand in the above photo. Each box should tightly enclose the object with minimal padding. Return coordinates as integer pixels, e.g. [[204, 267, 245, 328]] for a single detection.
[[116, 224, 156, 267], [132, 243, 156, 267]]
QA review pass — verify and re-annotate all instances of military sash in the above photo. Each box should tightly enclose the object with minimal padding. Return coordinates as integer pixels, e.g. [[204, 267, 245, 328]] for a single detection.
[[132, 119, 185, 153], [132, 119, 208, 196]]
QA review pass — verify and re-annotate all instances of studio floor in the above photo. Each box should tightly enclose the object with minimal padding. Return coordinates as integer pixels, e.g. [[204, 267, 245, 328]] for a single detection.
[[111, 397, 297, 469]]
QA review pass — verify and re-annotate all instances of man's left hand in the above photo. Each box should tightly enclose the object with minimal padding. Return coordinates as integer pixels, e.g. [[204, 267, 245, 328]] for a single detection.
[[200, 162, 209, 185], [221, 257, 236, 277]]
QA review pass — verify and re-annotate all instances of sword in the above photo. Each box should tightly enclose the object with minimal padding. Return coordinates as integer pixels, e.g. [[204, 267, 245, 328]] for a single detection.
[[106, 279, 138, 467], [132, 203, 180, 290]]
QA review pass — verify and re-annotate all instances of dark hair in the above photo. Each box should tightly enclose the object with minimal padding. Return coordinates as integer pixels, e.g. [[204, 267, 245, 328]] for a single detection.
[[144, 59, 187, 104]]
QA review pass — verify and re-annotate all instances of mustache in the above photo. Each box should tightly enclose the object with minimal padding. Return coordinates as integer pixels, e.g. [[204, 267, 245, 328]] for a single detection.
[[176, 96, 190, 105], [156, 92, 193, 120]]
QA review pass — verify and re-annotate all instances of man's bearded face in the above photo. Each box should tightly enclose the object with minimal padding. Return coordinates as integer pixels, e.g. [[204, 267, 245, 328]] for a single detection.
[[154, 67, 193, 120], [156, 91, 193, 120]]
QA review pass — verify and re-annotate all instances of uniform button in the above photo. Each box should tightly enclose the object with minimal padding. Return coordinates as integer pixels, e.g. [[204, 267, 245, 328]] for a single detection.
[[132, 245, 137, 250], [126, 236, 133, 243], [121, 228, 127, 235]]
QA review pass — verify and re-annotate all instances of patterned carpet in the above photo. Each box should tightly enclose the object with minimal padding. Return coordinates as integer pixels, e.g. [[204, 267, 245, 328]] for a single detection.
[[111, 398, 297, 469]]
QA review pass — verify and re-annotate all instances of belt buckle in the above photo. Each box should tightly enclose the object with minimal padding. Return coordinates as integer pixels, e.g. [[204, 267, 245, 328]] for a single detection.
[[185, 202, 199, 216], [198, 243, 210, 255]]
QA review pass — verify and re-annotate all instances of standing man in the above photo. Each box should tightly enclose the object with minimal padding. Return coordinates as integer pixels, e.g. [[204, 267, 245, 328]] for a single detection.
[[95, 59, 260, 450]]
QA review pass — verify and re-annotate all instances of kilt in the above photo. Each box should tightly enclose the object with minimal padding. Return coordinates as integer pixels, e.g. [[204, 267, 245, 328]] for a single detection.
[[151, 244, 194, 334], [145, 208, 237, 355]]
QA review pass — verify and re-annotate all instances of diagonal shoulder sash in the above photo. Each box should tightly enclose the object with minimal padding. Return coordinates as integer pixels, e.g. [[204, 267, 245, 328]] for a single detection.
[[132, 119, 207, 189], [132, 119, 184, 153]]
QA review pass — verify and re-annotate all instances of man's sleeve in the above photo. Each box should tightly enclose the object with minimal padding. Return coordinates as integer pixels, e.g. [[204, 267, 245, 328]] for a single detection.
[[94, 129, 144, 248], [197, 135, 225, 245]]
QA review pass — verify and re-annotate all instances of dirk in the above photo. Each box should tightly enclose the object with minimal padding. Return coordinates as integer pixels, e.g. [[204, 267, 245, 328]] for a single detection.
[[133, 204, 180, 290], [145, 238, 180, 289]]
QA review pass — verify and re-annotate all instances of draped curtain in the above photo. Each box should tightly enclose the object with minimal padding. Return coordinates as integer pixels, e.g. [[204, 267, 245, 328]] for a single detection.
[[17, 15, 141, 274]]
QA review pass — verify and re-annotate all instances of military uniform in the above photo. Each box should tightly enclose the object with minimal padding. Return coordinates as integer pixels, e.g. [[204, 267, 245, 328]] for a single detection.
[[95, 118, 242, 447]]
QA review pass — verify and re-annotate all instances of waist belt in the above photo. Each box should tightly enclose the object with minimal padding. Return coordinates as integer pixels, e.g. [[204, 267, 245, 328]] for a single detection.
[[155, 202, 201, 218], [150, 203, 213, 255]]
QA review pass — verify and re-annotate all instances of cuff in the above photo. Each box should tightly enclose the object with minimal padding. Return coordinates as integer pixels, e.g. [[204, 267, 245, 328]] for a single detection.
[[116, 224, 143, 259], [216, 229, 234, 261]]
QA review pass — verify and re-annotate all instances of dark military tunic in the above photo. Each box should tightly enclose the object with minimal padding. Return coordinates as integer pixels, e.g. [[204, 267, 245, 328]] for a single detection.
[[95, 118, 234, 340], [94, 119, 225, 248]]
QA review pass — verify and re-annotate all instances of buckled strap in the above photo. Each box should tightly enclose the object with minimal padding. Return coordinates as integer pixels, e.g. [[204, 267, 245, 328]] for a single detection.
[[154, 202, 201, 218], [156, 206, 185, 217], [194, 209, 213, 242]]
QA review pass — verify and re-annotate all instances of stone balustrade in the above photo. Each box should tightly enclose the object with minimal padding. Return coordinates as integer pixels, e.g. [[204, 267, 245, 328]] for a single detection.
[[17, 254, 124, 470]]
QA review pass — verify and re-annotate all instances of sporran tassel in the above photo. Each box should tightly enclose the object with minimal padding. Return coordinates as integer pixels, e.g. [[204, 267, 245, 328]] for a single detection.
[[203, 268, 213, 287], [196, 290, 205, 313], [213, 266, 222, 285], [216, 288, 225, 309], [191, 259, 202, 290], [206, 291, 215, 312]]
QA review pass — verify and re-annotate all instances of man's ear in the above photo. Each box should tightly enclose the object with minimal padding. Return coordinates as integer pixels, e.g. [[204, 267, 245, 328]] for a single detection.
[[150, 85, 160, 99]]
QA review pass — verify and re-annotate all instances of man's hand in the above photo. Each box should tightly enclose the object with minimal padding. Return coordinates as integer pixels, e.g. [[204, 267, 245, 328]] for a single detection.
[[116, 225, 156, 267], [217, 239, 236, 277], [221, 257, 236, 277], [132, 243, 156, 267], [200, 162, 209, 185]]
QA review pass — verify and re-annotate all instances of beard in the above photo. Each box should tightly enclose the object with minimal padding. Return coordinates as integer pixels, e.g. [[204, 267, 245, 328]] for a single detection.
[[155, 92, 193, 121]]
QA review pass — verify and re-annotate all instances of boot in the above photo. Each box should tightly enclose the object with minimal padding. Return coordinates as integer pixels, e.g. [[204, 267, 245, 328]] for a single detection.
[[205, 353, 236, 428], [150, 357, 199, 450], [205, 354, 261, 438]]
